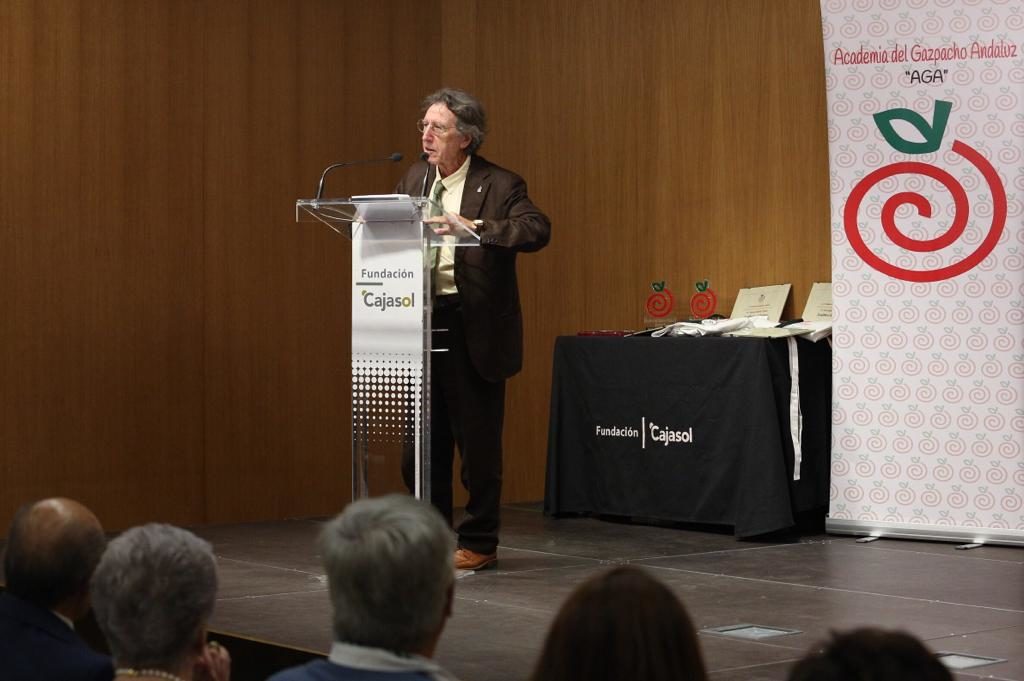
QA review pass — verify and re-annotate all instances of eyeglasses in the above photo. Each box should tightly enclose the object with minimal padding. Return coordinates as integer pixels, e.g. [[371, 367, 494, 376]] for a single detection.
[[417, 120, 454, 136]]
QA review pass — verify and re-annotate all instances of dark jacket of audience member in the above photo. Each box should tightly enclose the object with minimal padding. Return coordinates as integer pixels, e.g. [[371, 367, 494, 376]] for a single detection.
[[0, 497, 113, 681], [788, 627, 953, 681], [530, 565, 708, 681]]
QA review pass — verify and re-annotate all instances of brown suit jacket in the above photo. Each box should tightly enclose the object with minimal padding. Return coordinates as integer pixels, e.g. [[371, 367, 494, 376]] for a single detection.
[[396, 155, 551, 381]]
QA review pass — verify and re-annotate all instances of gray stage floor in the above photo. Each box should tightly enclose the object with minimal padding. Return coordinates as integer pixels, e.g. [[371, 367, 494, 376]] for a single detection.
[[197, 504, 1024, 681]]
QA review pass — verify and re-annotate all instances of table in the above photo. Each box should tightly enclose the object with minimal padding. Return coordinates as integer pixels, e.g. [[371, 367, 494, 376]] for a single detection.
[[544, 335, 831, 537]]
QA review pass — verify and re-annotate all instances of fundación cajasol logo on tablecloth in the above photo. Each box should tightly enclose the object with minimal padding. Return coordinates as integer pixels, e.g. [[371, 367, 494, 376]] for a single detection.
[[596, 419, 695, 450]]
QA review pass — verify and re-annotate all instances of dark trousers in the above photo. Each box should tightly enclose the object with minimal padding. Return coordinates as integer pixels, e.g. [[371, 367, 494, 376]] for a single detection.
[[402, 301, 506, 555]]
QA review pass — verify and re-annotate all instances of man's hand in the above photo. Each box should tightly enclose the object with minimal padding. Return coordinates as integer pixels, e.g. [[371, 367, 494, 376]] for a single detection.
[[424, 213, 477, 236]]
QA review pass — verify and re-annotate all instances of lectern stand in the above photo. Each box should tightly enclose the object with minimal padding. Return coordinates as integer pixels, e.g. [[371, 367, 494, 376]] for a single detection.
[[296, 195, 479, 503]]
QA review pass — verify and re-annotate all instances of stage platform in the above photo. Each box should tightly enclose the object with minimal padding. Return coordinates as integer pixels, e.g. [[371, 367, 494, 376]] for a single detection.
[[194, 503, 1024, 681]]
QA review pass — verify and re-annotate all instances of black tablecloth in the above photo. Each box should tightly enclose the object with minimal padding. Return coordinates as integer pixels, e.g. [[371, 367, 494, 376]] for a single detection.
[[544, 335, 831, 537]]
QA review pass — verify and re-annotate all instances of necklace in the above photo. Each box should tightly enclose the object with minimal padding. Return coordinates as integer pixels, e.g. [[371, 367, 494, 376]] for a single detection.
[[115, 669, 185, 681]]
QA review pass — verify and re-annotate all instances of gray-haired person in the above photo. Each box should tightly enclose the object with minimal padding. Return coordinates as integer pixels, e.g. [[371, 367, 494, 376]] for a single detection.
[[90, 524, 231, 681], [398, 88, 551, 571], [267, 494, 459, 681]]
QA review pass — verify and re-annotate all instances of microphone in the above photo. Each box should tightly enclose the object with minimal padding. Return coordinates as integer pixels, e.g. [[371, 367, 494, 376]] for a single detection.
[[419, 152, 432, 197], [315, 152, 403, 201]]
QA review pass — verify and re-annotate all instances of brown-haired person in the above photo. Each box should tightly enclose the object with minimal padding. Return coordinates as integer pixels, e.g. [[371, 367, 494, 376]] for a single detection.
[[788, 628, 953, 681], [530, 566, 708, 681]]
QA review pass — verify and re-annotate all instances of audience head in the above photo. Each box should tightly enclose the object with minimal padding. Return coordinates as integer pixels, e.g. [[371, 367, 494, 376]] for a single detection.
[[321, 494, 455, 656], [788, 627, 953, 681], [530, 565, 708, 681], [90, 523, 218, 674], [2, 497, 106, 619]]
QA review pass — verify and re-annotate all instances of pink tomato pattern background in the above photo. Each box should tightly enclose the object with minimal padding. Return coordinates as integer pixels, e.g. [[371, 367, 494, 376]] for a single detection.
[[821, 0, 1023, 533]]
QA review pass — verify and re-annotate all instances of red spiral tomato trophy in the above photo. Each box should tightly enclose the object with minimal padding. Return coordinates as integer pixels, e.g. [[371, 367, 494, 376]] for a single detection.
[[645, 281, 674, 318], [689, 280, 718, 319]]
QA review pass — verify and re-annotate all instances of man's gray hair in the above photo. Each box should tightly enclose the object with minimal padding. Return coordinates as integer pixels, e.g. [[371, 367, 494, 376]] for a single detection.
[[90, 524, 217, 670], [322, 494, 454, 653], [423, 88, 487, 155]]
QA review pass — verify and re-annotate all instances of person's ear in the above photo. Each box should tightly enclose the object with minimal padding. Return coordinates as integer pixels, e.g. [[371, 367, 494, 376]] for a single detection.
[[191, 625, 208, 656], [66, 587, 92, 622], [443, 583, 454, 619]]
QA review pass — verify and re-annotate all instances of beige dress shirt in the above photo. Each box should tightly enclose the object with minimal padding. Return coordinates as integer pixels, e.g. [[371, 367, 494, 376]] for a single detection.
[[428, 156, 471, 296]]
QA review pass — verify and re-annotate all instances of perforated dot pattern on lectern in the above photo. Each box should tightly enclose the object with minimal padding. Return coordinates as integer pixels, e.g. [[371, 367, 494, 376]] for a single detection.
[[352, 356, 422, 443]]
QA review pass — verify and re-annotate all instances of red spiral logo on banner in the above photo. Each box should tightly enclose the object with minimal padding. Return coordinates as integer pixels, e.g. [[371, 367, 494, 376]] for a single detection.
[[844, 140, 1007, 282]]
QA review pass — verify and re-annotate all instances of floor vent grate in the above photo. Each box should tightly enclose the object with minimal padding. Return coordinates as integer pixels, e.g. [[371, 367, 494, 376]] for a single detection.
[[703, 624, 802, 640], [936, 652, 1007, 670]]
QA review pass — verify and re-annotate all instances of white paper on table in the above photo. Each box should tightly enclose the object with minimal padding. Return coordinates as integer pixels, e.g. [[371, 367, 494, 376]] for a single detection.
[[782, 320, 832, 342], [651, 317, 754, 337]]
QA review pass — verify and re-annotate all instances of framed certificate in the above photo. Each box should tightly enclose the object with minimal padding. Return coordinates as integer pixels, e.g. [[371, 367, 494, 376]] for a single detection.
[[801, 282, 833, 322], [730, 284, 791, 323]]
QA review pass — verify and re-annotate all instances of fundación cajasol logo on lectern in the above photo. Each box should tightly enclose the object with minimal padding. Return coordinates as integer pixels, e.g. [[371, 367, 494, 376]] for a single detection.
[[357, 267, 418, 312]]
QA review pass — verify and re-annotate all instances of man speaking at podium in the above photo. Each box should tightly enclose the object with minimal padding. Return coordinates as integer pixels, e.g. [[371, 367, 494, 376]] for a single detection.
[[396, 88, 550, 571]]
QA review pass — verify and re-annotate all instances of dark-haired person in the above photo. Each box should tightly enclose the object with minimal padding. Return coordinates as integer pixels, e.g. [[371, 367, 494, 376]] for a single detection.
[[0, 497, 113, 681], [530, 566, 708, 681], [397, 87, 551, 571], [788, 627, 953, 681], [90, 523, 231, 681]]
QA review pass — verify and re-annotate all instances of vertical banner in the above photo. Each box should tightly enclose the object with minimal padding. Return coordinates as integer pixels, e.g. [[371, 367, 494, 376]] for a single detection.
[[821, 0, 1023, 544]]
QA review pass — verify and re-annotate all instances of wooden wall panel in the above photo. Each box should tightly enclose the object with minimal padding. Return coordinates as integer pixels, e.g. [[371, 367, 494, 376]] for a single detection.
[[0, 0, 207, 528], [2, 0, 828, 529], [1, 0, 440, 530], [449, 0, 831, 503], [202, 0, 441, 522]]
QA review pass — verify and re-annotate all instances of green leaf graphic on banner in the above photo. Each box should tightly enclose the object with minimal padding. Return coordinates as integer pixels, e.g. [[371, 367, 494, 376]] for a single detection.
[[873, 100, 951, 154]]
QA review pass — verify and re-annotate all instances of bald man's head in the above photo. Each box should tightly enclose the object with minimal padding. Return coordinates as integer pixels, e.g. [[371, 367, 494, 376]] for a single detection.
[[2, 498, 106, 613]]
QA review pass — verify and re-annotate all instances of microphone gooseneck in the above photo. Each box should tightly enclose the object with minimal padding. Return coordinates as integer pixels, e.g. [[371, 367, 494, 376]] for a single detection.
[[315, 153, 404, 201], [419, 152, 431, 198]]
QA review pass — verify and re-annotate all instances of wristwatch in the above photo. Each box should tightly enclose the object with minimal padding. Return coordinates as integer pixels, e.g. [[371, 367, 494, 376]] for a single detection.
[[472, 219, 485, 231]]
